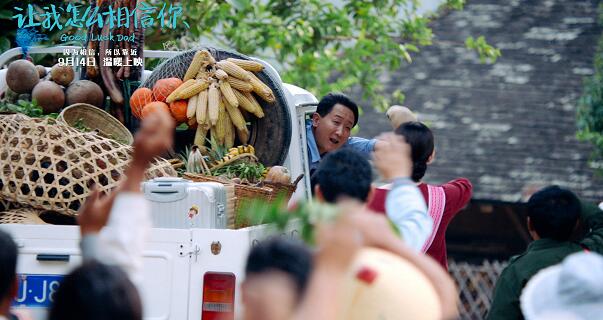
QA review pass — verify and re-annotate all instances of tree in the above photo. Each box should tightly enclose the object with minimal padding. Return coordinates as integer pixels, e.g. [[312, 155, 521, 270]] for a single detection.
[[146, 0, 500, 111], [577, 3, 603, 171]]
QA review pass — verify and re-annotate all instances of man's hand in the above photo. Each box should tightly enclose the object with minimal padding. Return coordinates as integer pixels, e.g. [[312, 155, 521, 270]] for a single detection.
[[122, 110, 175, 193], [373, 132, 413, 180], [131, 110, 175, 168], [314, 201, 365, 272], [77, 186, 119, 236]]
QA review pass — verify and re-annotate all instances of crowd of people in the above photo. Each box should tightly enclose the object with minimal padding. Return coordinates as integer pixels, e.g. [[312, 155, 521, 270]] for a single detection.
[[0, 92, 602, 320]]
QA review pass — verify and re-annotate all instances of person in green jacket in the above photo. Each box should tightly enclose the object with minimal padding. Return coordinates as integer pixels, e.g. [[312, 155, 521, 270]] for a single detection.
[[487, 185, 603, 320]]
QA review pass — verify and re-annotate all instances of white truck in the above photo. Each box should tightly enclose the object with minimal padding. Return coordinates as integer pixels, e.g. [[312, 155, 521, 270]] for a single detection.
[[0, 46, 318, 320]]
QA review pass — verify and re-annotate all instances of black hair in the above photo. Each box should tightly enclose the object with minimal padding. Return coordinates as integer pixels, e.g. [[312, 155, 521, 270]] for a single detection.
[[526, 186, 581, 241], [49, 261, 142, 320], [313, 148, 372, 202], [394, 121, 434, 182], [316, 93, 359, 126], [245, 237, 312, 298], [0, 229, 17, 300]]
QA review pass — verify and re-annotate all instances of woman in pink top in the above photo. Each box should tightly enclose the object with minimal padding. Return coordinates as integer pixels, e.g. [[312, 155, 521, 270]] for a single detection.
[[368, 122, 472, 270]]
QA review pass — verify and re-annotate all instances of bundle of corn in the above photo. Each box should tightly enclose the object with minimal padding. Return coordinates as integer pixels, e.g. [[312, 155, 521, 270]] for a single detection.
[[0, 114, 176, 216], [133, 49, 275, 150]]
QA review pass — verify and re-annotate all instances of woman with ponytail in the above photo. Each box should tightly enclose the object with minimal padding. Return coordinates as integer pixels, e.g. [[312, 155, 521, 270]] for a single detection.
[[368, 121, 473, 270]]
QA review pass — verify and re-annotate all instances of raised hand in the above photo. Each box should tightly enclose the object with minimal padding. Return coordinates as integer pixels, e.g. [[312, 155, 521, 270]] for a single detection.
[[373, 132, 413, 180]]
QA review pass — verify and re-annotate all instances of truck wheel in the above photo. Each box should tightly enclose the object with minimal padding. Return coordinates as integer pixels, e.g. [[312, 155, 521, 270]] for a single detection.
[[141, 48, 291, 166]]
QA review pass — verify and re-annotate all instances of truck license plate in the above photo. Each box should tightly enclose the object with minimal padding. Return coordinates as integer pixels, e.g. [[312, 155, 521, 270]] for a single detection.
[[12, 274, 63, 308]]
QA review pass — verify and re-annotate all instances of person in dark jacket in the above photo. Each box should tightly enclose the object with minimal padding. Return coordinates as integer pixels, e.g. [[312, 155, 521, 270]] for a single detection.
[[487, 186, 603, 320]]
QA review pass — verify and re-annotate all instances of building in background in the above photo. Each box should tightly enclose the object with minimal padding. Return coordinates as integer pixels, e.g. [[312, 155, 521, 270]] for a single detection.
[[356, 1, 603, 317]]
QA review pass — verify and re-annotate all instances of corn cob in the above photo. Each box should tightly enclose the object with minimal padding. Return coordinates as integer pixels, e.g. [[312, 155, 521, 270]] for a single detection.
[[194, 125, 208, 147], [223, 96, 247, 131], [215, 100, 228, 145], [166, 79, 196, 103], [243, 91, 265, 118], [169, 80, 209, 102], [247, 72, 275, 103], [215, 69, 228, 80], [219, 80, 239, 108], [236, 126, 250, 145], [224, 114, 235, 149], [187, 94, 198, 119], [193, 50, 216, 80], [201, 50, 216, 65], [233, 89, 257, 114], [216, 60, 251, 81], [196, 89, 208, 125], [184, 51, 206, 81], [226, 58, 264, 72], [208, 82, 221, 126], [227, 77, 253, 92]]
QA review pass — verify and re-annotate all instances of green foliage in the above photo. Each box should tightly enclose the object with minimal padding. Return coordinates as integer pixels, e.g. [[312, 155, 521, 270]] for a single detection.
[[211, 162, 265, 182], [241, 198, 340, 244], [145, 0, 500, 112], [0, 99, 44, 117], [577, 4, 603, 171], [465, 36, 501, 64]]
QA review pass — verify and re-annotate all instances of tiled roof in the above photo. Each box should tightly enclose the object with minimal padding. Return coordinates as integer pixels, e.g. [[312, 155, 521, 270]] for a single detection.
[[357, 0, 603, 202]]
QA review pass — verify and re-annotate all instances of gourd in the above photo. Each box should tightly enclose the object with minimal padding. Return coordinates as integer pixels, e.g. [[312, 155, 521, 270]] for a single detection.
[[265, 166, 291, 184]]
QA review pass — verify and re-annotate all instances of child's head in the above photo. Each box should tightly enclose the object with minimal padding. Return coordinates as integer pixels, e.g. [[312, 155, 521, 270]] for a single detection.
[[0, 229, 17, 308], [526, 186, 581, 241], [243, 237, 313, 320], [49, 261, 143, 320], [394, 122, 435, 182], [312, 148, 373, 203]]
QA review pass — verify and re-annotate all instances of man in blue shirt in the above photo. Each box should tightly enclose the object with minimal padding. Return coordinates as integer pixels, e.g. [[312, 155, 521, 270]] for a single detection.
[[306, 93, 382, 172]]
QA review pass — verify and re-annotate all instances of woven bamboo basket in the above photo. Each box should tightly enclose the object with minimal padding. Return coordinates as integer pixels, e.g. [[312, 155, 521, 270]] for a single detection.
[[0, 207, 47, 225], [183, 172, 303, 228], [0, 114, 176, 216], [57, 103, 134, 145]]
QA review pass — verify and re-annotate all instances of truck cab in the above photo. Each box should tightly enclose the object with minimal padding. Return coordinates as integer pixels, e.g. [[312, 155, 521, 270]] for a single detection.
[[0, 46, 318, 320]]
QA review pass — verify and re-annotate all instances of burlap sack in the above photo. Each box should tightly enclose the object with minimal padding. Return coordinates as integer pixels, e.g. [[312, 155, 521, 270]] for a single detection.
[[0, 114, 176, 216]]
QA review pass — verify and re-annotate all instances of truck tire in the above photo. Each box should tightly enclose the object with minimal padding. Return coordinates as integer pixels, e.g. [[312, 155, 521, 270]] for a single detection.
[[141, 48, 291, 166]]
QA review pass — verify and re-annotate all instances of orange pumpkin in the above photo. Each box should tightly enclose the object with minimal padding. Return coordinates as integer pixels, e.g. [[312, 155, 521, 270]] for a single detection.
[[169, 100, 188, 124], [141, 101, 170, 119], [152, 78, 182, 102], [130, 87, 154, 119]]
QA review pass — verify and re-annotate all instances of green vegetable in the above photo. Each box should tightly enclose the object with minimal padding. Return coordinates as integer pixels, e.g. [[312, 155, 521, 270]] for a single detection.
[[0, 100, 44, 117], [211, 162, 265, 182]]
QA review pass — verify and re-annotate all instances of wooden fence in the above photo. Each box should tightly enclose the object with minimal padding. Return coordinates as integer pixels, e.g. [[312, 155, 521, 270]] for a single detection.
[[448, 259, 508, 320]]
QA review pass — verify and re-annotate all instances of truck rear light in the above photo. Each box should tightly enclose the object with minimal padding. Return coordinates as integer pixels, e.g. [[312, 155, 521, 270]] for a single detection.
[[202, 272, 235, 320]]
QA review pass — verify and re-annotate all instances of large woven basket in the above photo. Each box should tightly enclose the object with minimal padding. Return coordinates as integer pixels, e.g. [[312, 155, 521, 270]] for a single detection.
[[183, 172, 303, 228], [0, 207, 47, 225], [0, 114, 176, 216], [58, 103, 134, 145]]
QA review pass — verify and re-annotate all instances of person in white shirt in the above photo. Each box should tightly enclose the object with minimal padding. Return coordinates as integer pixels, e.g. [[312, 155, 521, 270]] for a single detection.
[[49, 110, 175, 320], [311, 133, 433, 252]]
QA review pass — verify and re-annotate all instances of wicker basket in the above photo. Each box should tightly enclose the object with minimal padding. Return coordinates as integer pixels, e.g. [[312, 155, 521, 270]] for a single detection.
[[183, 172, 303, 228], [0, 114, 176, 216], [264, 174, 304, 199], [58, 103, 134, 145], [0, 207, 47, 225]]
